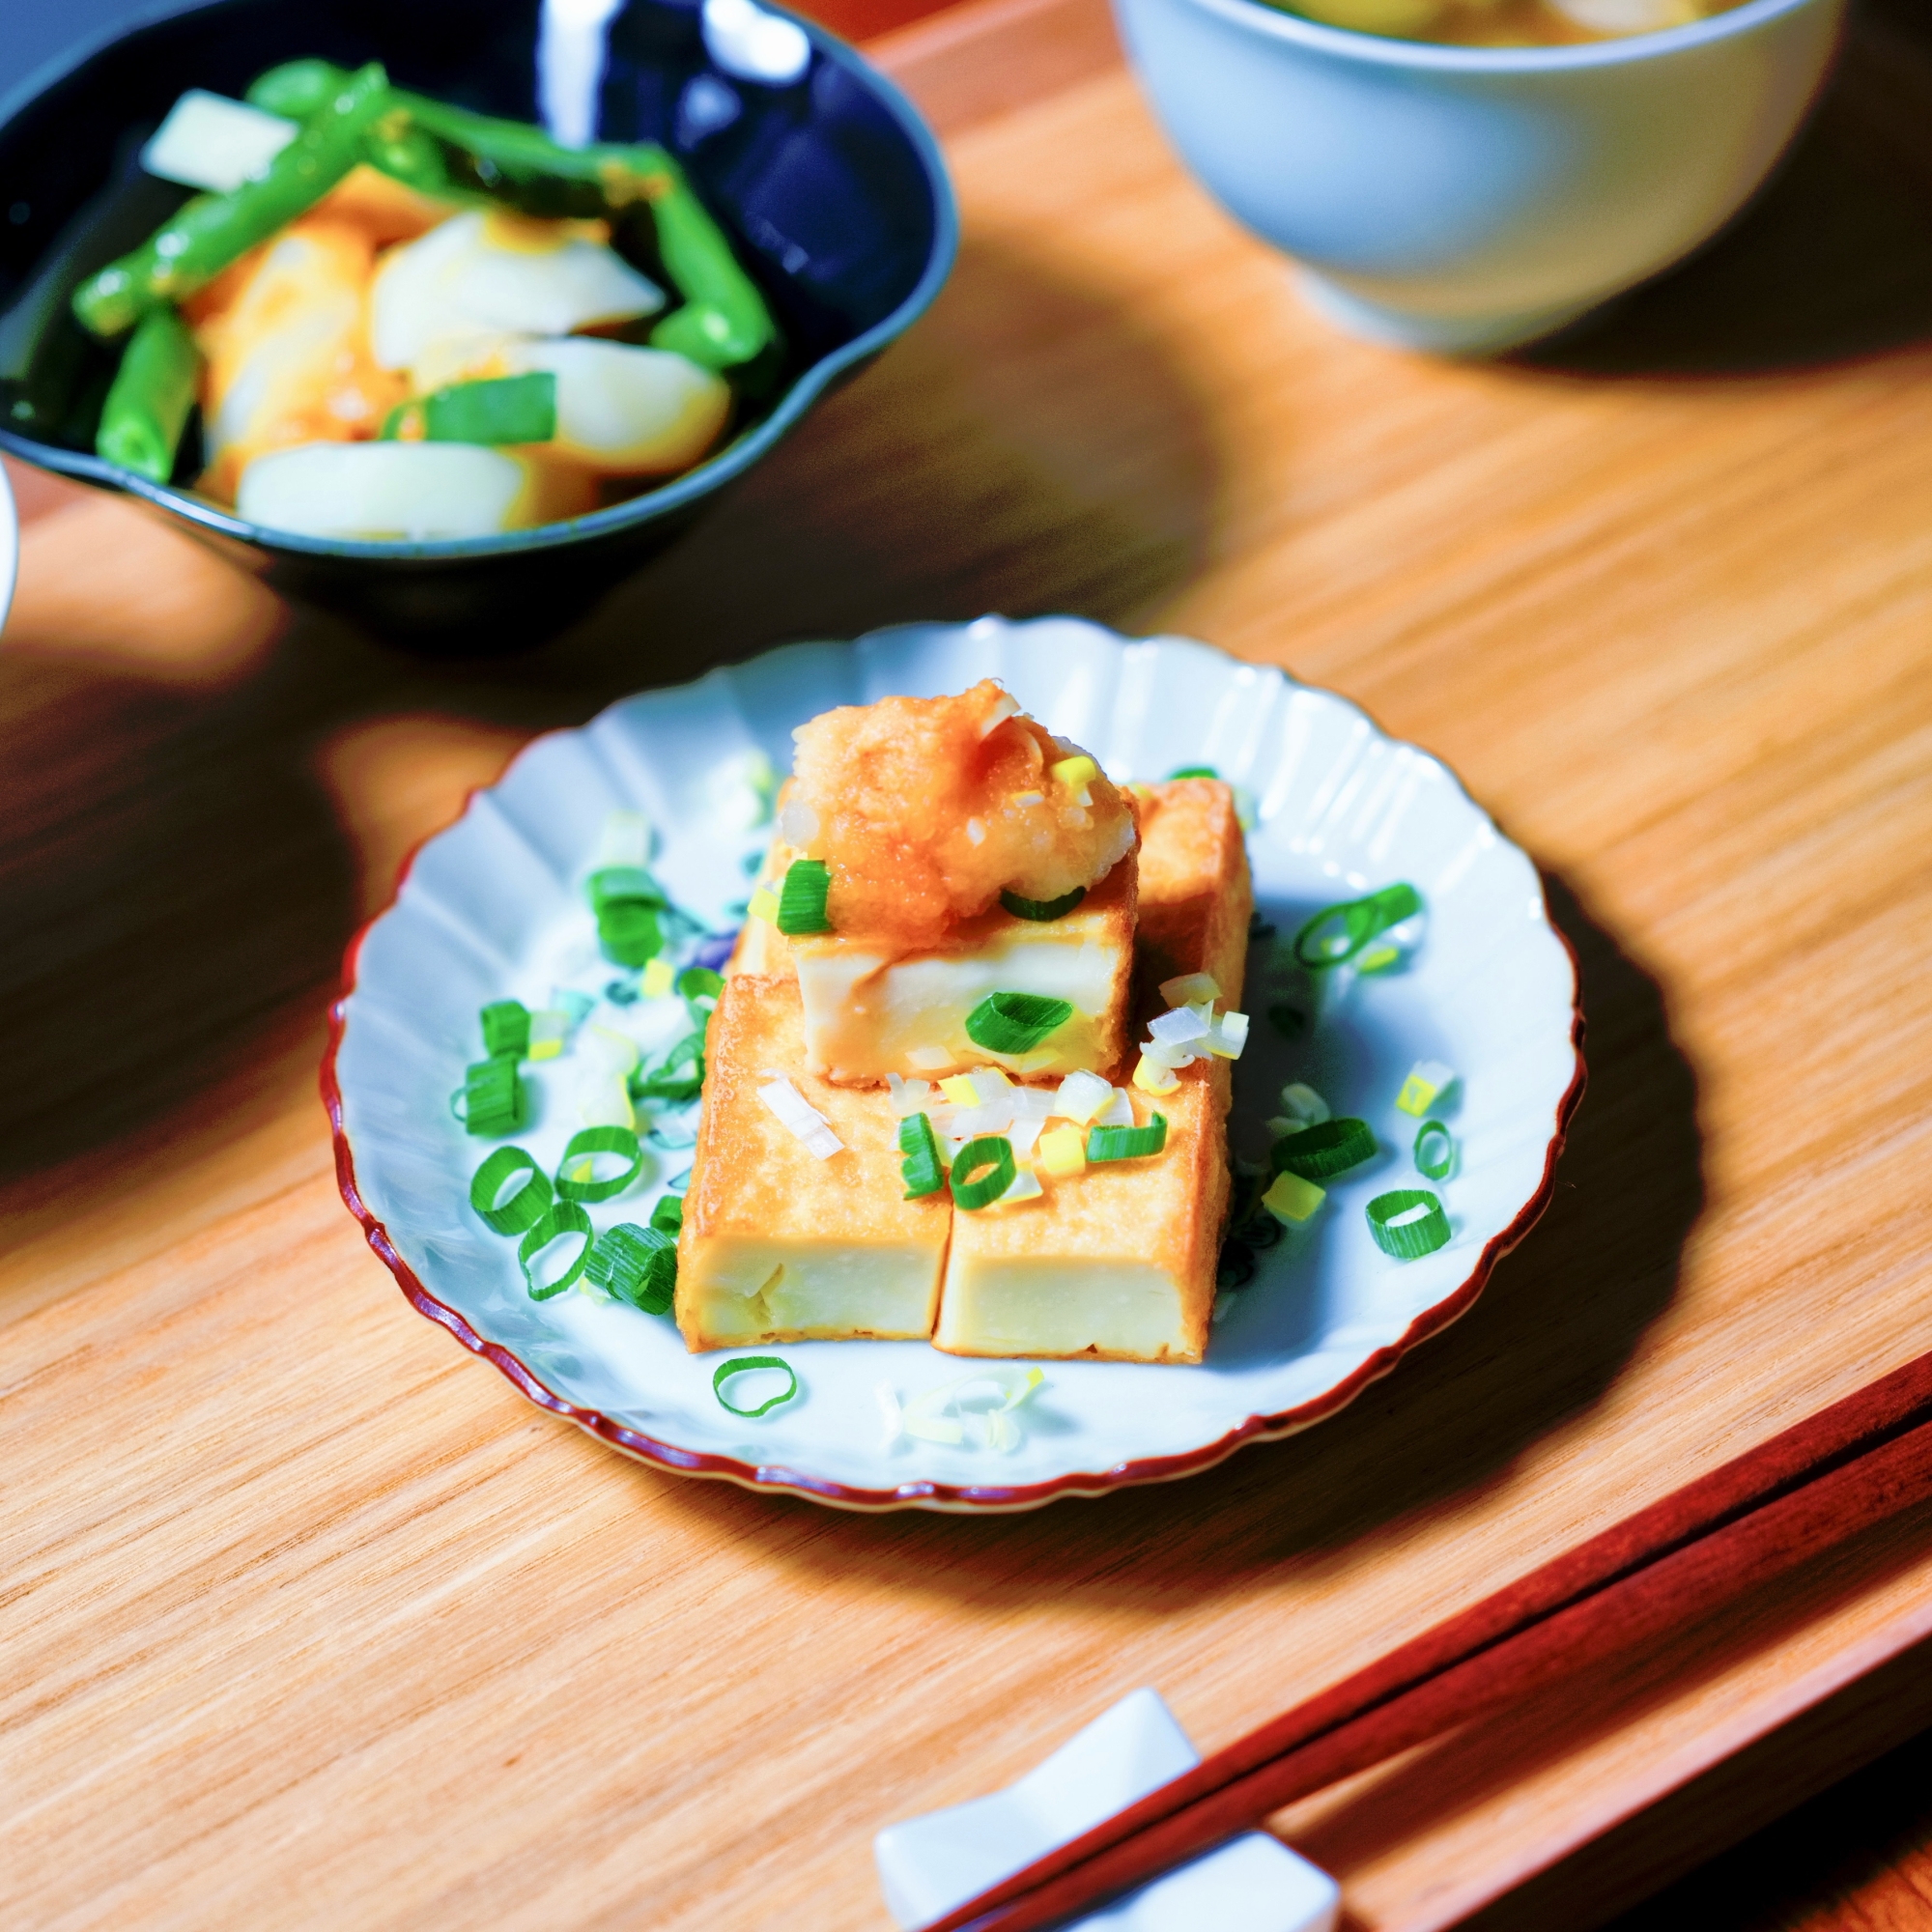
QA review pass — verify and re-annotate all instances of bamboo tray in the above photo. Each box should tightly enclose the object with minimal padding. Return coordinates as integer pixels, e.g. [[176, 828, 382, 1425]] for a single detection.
[[5, 0, 1932, 1923]]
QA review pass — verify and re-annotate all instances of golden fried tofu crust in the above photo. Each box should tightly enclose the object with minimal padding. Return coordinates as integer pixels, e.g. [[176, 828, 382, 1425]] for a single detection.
[[933, 1060, 1229, 1365], [1133, 779, 1252, 1017], [676, 974, 950, 1350]]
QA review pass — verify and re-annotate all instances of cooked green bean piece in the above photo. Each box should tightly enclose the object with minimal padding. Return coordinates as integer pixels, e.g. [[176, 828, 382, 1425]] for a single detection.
[[72, 63, 389, 337], [382, 372, 557, 444], [94, 307, 199, 481], [244, 60, 778, 369]]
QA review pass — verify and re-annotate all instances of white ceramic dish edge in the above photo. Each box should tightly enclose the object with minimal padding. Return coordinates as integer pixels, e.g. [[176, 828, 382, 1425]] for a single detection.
[[325, 617, 1586, 1512]]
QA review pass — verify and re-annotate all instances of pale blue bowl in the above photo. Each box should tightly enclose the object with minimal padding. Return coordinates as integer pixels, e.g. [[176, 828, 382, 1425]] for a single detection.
[[1109, 0, 1843, 354]]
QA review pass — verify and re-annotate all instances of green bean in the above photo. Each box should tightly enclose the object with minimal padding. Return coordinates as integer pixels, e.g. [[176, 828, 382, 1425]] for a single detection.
[[93, 306, 200, 482], [72, 63, 389, 338], [242, 59, 341, 121], [245, 60, 779, 368], [381, 373, 558, 444], [641, 171, 777, 371]]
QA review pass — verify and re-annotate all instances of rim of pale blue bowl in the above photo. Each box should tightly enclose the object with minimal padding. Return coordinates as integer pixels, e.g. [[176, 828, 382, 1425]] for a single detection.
[[1163, 0, 1833, 72], [0, 0, 959, 563]]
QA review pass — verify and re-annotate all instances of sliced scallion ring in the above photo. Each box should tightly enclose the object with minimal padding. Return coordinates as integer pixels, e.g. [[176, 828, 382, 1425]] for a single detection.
[[1366, 1189, 1450, 1261], [675, 965, 724, 1011], [1292, 883, 1423, 971], [713, 1355, 800, 1417], [554, 1124, 645, 1203], [450, 1057, 522, 1137], [518, 1202, 594, 1300], [776, 858, 833, 935], [898, 1111, 947, 1199], [950, 1135, 1016, 1211], [479, 999, 530, 1061], [1087, 1113, 1168, 1162], [1269, 1117, 1376, 1179], [584, 1222, 676, 1314], [1413, 1119, 1456, 1181], [649, 1193, 684, 1236], [469, 1147, 552, 1235], [586, 867, 666, 911], [999, 886, 1085, 922], [1167, 764, 1218, 780], [596, 901, 662, 968], [964, 991, 1074, 1056]]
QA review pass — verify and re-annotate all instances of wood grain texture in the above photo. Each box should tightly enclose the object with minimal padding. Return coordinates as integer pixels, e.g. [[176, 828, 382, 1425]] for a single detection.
[[6, 1, 1932, 1927]]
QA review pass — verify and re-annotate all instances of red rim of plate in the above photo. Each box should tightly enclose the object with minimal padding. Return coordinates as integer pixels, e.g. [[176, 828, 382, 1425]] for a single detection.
[[320, 696, 1588, 1514]]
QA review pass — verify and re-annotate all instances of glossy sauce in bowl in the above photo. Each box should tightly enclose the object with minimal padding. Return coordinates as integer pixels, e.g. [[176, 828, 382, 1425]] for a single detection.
[[1282, 0, 1748, 43]]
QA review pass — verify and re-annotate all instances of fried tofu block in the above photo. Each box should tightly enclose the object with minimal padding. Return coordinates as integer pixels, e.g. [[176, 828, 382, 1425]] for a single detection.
[[730, 829, 1138, 1087], [676, 973, 950, 1350], [930, 779, 1251, 1366], [933, 1064, 1229, 1365], [1134, 779, 1252, 1015]]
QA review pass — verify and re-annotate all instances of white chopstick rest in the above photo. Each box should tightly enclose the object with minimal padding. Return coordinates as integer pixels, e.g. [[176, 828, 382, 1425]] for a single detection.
[[873, 1688, 1339, 1932]]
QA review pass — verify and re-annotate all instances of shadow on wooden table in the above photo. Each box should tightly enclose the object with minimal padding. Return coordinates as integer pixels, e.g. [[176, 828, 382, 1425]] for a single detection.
[[1306, 1493, 1932, 1932], [650, 870, 1703, 1608], [0, 232, 1216, 1206], [1516, 0, 1932, 377]]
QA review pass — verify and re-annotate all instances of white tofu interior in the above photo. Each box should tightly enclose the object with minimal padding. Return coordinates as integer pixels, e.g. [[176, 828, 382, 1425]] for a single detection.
[[934, 1257, 1191, 1360], [795, 923, 1123, 1083], [684, 1237, 942, 1344]]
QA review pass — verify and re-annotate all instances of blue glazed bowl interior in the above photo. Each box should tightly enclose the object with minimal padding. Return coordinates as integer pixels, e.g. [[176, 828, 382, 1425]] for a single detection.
[[0, 0, 955, 576]]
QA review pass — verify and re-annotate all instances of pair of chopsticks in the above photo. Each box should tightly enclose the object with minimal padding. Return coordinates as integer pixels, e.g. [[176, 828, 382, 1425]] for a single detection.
[[928, 1348, 1932, 1932]]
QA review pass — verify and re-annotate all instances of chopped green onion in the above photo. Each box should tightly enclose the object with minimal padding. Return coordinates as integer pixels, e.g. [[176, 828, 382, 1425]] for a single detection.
[[964, 991, 1074, 1057], [713, 1355, 799, 1417], [1367, 1189, 1451, 1260], [898, 1112, 947, 1199], [676, 965, 724, 1011], [450, 1057, 522, 1136], [586, 867, 666, 911], [1159, 971, 1220, 1008], [776, 858, 833, 935], [597, 901, 662, 968], [586, 867, 668, 965], [631, 1028, 704, 1104], [1267, 1004, 1306, 1040], [1000, 885, 1086, 922], [468, 1147, 553, 1235], [950, 1135, 1016, 1211], [479, 998, 530, 1061], [554, 1124, 645, 1203], [1167, 765, 1218, 780], [1396, 1059, 1458, 1118], [518, 1202, 594, 1299], [1263, 1170, 1325, 1224], [584, 1222, 676, 1314], [1270, 1117, 1375, 1179], [1292, 883, 1423, 970], [1087, 1113, 1168, 1162], [1413, 1120, 1455, 1180], [649, 1193, 684, 1236]]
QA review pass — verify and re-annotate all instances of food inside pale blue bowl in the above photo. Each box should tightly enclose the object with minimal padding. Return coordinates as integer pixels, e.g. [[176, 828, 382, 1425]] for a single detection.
[[0, 0, 956, 646]]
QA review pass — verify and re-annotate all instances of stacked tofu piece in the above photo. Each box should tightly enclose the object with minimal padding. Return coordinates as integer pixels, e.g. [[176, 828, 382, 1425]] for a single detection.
[[676, 780, 1251, 1364]]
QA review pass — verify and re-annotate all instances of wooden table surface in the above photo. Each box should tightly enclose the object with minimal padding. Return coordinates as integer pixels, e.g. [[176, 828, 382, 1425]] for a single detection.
[[7, 2, 1932, 1926]]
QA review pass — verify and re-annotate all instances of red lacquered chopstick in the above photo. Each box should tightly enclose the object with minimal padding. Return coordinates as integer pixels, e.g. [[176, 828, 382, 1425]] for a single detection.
[[926, 1348, 1932, 1932]]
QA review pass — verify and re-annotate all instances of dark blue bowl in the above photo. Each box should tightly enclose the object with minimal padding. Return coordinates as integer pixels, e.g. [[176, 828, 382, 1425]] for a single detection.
[[0, 0, 956, 646]]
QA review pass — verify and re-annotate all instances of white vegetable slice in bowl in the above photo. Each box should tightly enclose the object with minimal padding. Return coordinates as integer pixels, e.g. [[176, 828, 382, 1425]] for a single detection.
[[235, 440, 594, 540], [497, 337, 732, 475], [140, 89, 298, 194], [370, 210, 666, 371]]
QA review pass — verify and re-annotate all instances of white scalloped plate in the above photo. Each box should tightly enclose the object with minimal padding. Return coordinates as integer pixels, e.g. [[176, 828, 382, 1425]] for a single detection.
[[326, 617, 1584, 1511]]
